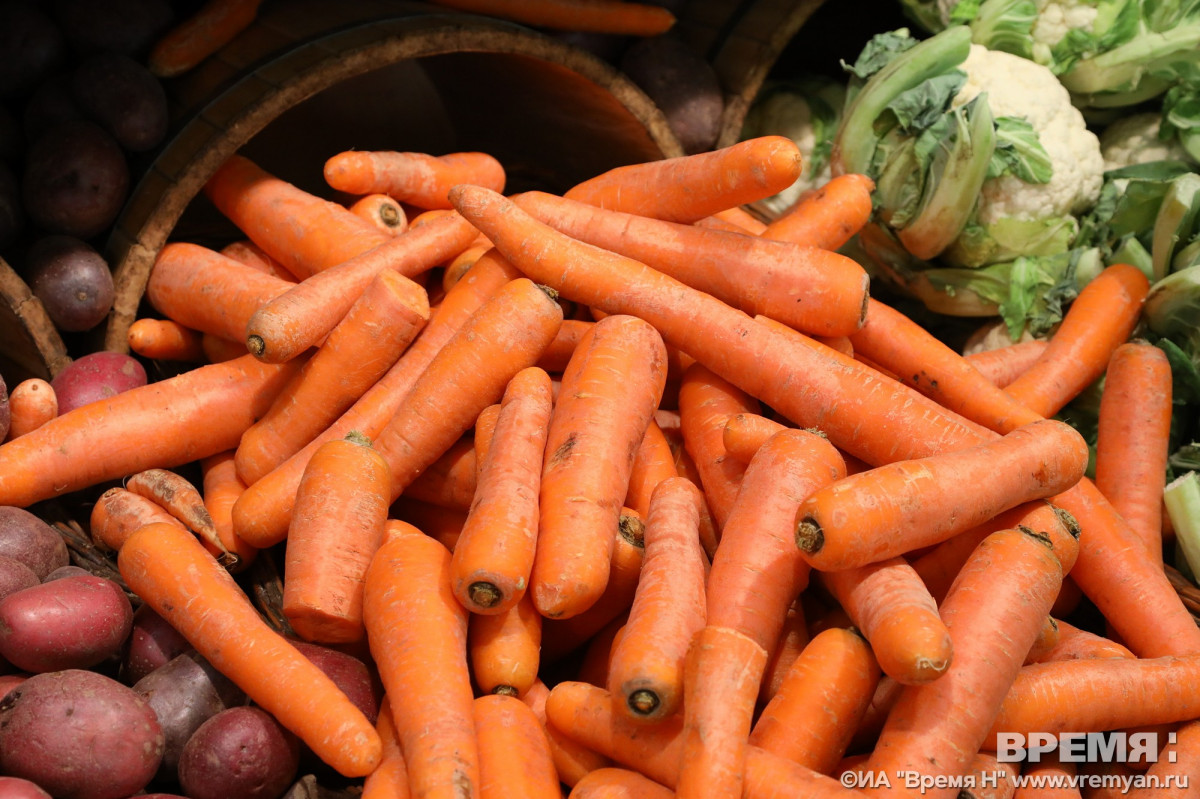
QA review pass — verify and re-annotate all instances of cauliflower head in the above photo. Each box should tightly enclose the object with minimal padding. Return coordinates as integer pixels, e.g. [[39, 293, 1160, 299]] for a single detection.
[[1099, 111, 1196, 170]]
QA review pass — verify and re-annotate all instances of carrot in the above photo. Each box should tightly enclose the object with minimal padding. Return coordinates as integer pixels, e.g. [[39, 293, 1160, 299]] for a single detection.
[[534, 318, 595, 374], [451, 366, 553, 615], [245, 211, 472, 363], [146, 242, 294, 344], [1094, 341, 1173, 565], [720, 412, 787, 464], [964, 339, 1050, 388], [760, 598, 810, 705], [676, 625, 769, 799], [564, 136, 802, 224], [127, 318, 206, 362], [89, 486, 187, 552], [513, 190, 870, 337], [363, 529, 479, 798], [348, 193, 408, 236], [865, 529, 1066, 799], [533, 314, 667, 619], [848, 676, 903, 755], [1013, 752, 1081, 799], [1005, 263, 1151, 419], [471, 402, 502, 483], [759, 173, 875, 251], [147, 0, 263, 78], [4, 378, 57, 440], [1029, 618, 1135, 663], [230, 252, 524, 548], [624, 419, 679, 522], [473, 693, 561, 799], [199, 451, 257, 571], [795, 419, 1089, 571], [236, 269, 429, 484], [819, 558, 953, 686], [362, 698, 411, 799], [469, 592, 542, 697], [126, 467, 228, 564], [424, 0, 675, 34], [577, 614, 628, 688], [118, 522, 381, 776], [522, 678, 613, 787], [1024, 615, 1061, 665], [710, 205, 769, 235], [220, 239, 298, 281], [750, 627, 880, 775], [325, 151, 506, 211], [403, 433, 477, 512], [606, 477, 707, 721], [202, 333, 246, 363], [1128, 719, 1200, 799], [569, 767, 675, 798], [203, 154, 392, 279], [961, 753, 1018, 799], [389, 497, 466, 553], [443, 243, 494, 295]]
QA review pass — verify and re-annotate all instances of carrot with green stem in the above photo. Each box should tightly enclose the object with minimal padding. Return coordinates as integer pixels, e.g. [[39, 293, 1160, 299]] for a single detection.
[[200, 451, 257, 571], [451, 366, 553, 615], [325, 151, 505, 211], [469, 592, 542, 697], [147, 0, 264, 78], [759, 172, 875, 252], [362, 699, 410, 799], [89, 486, 186, 552], [964, 339, 1049, 388], [348, 193, 408, 236], [127, 318, 206, 362], [400, 432, 477, 512], [533, 314, 667, 619], [522, 678, 613, 787], [474, 693, 561, 799], [119, 522, 382, 776], [425, 0, 676, 34]]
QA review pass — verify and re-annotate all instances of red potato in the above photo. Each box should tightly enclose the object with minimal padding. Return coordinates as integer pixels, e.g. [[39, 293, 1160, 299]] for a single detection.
[[0, 669, 164, 799], [25, 234, 116, 332], [0, 573, 133, 673], [122, 603, 193, 685], [0, 554, 39, 600], [0, 505, 69, 579], [289, 639, 381, 725], [0, 776, 53, 799], [21, 119, 129, 239], [50, 350, 147, 415], [0, 672, 28, 697], [43, 564, 91, 581], [177, 706, 301, 799]]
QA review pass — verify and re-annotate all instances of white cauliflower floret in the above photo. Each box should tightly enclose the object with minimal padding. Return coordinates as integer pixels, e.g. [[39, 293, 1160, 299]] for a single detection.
[[1030, 0, 1101, 62], [1099, 112, 1195, 170]]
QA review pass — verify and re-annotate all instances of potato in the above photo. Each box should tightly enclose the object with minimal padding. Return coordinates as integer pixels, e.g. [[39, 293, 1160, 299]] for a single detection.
[[25, 234, 115, 332], [0, 776, 53, 799], [21, 119, 129, 239], [290, 639, 381, 725], [71, 52, 168, 153], [0, 669, 163, 799], [43, 564, 91, 581], [0, 3, 66, 99], [0, 672, 28, 697], [177, 706, 301, 799], [619, 34, 724, 155], [122, 603, 192, 684], [0, 161, 22, 250], [50, 350, 147, 415], [134, 650, 246, 781], [22, 74, 83, 142], [52, 0, 175, 58], [0, 554, 40, 600], [0, 506, 69, 579], [0, 573, 133, 672]]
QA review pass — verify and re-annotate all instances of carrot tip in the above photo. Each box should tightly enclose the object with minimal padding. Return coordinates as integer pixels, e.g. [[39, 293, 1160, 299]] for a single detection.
[[468, 581, 503, 610], [626, 689, 660, 717], [247, 334, 266, 358], [378, 203, 403, 228], [794, 517, 823, 554], [491, 685, 519, 697], [618, 514, 646, 548]]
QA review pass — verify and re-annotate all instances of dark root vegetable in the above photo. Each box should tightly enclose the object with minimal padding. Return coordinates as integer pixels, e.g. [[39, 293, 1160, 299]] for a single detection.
[[26, 235, 115, 332], [0, 573, 134, 672], [71, 51, 169, 153], [0, 4, 66, 99], [619, 34, 724, 155], [0, 505, 69, 579], [50, 350, 147, 415], [21, 119, 129, 239], [0, 161, 23, 249], [178, 706, 301, 799]]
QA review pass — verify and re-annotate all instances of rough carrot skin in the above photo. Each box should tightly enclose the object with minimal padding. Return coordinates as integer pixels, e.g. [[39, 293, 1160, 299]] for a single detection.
[[1029, 618, 1135, 663], [760, 173, 876, 252], [0, 354, 298, 508], [127, 318, 206, 362], [964, 339, 1049, 388], [469, 593, 542, 697], [1025, 615, 1061, 665], [119, 522, 382, 777], [760, 599, 810, 705], [1128, 719, 1200, 799], [220, 239, 298, 281], [89, 486, 187, 552], [624, 419, 679, 523], [364, 531, 479, 799], [200, 451, 258, 572], [4, 378, 56, 440], [325, 151, 505, 210], [534, 318, 594, 374], [127, 467, 227, 563], [570, 767, 674, 798], [473, 694, 561, 799]]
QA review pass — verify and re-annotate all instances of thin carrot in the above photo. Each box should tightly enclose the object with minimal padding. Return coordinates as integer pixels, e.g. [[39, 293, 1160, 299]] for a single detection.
[[451, 366, 553, 615], [236, 268, 428, 484], [795, 419, 1089, 571], [4, 378, 57, 440], [750, 627, 880, 775], [569, 767, 674, 798], [760, 598, 810, 705], [606, 477, 707, 721], [522, 678, 613, 787], [220, 239, 298, 281], [721, 412, 787, 464], [146, 242, 294, 344], [819, 558, 953, 686], [533, 314, 667, 619], [472, 402, 501, 483], [425, 0, 675, 34], [624, 419, 679, 522], [513, 190, 870, 337], [126, 467, 229, 564], [119, 522, 381, 777], [1005, 263, 1151, 419], [1029, 619, 1135, 663], [759, 173, 875, 252], [848, 676, 903, 756], [964, 339, 1050, 387], [564, 136, 802, 224], [203, 154, 392, 279], [403, 433, 478, 512], [89, 485, 187, 552], [362, 698, 411, 799], [389, 497, 466, 553], [753, 312, 856, 360], [245, 211, 472, 364], [348, 193, 408, 236], [199, 451, 257, 571], [469, 592, 542, 697], [534, 318, 595, 374], [147, 0, 263, 78], [474, 693, 561, 799], [577, 614, 628, 689], [325, 151, 505, 211], [127, 318, 206, 362], [1094, 341, 1173, 565], [363, 529, 479, 798]]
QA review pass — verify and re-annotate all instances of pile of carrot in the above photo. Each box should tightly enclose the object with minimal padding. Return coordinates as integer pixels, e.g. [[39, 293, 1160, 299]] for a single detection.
[[0, 135, 1194, 797]]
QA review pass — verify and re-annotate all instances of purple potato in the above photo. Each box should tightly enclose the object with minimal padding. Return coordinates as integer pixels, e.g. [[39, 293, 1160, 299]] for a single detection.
[[25, 234, 115, 332], [0, 554, 40, 600], [0, 3, 67, 99], [619, 34, 724, 155], [122, 603, 192, 685], [178, 706, 301, 799], [42, 564, 91, 581], [22, 119, 129, 239], [71, 51, 168, 153]]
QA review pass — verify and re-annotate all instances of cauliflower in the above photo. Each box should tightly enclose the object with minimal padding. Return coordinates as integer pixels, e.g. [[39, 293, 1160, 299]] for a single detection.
[[1028, 0, 1100, 63], [1099, 112, 1196, 170]]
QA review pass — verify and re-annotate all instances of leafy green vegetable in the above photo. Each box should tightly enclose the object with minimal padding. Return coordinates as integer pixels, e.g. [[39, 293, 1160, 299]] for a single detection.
[[987, 116, 1054, 182]]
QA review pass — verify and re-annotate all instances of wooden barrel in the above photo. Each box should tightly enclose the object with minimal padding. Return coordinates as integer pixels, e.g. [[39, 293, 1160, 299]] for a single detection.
[[102, 0, 685, 353], [0, 258, 70, 384]]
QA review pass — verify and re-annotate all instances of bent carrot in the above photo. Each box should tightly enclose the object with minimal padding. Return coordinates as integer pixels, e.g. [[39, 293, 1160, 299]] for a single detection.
[[425, 0, 675, 34], [325, 150, 505, 210], [89, 486, 187, 552], [469, 592, 542, 697], [964, 339, 1049, 387], [522, 678, 613, 787], [4, 378, 57, 440], [570, 767, 674, 798], [147, 0, 263, 78], [624, 419, 678, 522], [362, 699, 410, 799], [363, 530, 479, 798], [199, 451, 257, 571], [127, 318, 206, 362], [474, 693, 561, 799], [759, 173, 875, 251], [564, 136, 802, 224], [127, 467, 228, 564], [348, 193, 408, 236], [119, 522, 381, 776]]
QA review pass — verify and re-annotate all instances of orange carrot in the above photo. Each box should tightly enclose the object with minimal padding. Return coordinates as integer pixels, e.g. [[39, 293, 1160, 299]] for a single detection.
[[363, 529, 479, 798], [1129, 719, 1200, 798], [522, 678, 613, 787], [119, 522, 381, 776], [147, 0, 263, 78], [199, 451, 258, 571], [127, 318, 206, 362], [1013, 752, 1080, 799], [89, 486, 187, 552], [624, 419, 679, 522], [4, 378, 57, 440], [964, 339, 1050, 387], [425, 0, 675, 34], [1094, 341, 1173, 565], [606, 477, 707, 721], [795, 419, 1089, 571], [220, 239, 298, 281], [720, 412, 787, 464], [759, 173, 875, 252], [403, 433, 478, 512], [1029, 619, 1135, 663], [1005, 263, 1151, 419], [443, 243, 494, 295], [1025, 615, 1061, 665], [389, 497, 466, 553], [569, 767, 675, 798], [534, 318, 595, 374], [451, 366, 553, 615], [236, 269, 429, 484], [325, 151, 506, 211], [710, 205, 769, 235], [146, 242, 294, 344], [533, 314, 667, 619], [469, 592, 542, 697], [203, 154, 392, 279], [202, 333, 246, 363], [472, 403, 501, 483], [245, 212, 472, 364], [513, 190, 870, 337], [577, 614, 628, 689], [962, 753, 1018, 799], [348, 193, 408, 236], [750, 627, 880, 774], [760, 598, 810, 705], [564, 136, 802, 224], [474, 693, 561, 799], [126, 467, 228, 564], [362, 698, 411, 799]]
